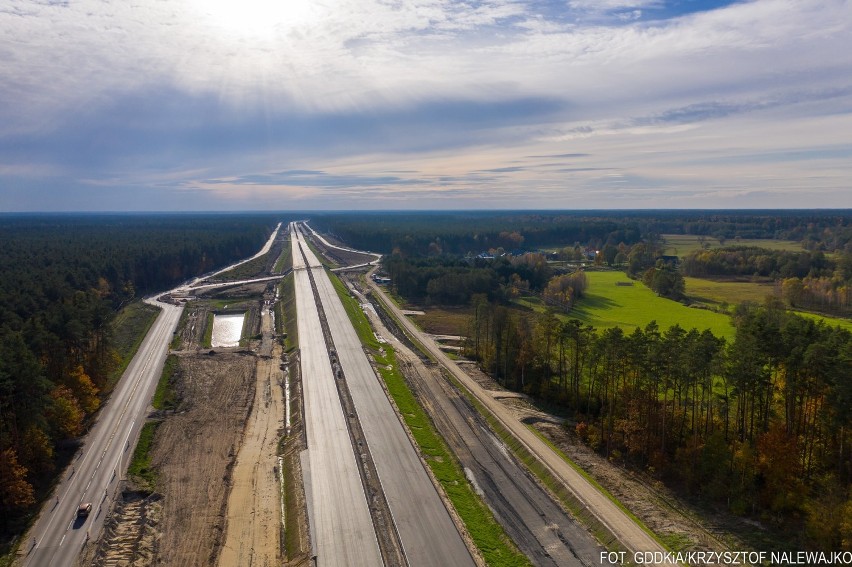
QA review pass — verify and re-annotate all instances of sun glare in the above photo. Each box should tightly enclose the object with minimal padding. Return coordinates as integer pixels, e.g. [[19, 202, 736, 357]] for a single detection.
[[191, 0, 315, 39]]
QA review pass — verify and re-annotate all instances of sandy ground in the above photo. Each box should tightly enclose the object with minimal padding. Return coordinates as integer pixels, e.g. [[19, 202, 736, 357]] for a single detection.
[[218, 308, 285, 567], [149, 353, 256, 566]]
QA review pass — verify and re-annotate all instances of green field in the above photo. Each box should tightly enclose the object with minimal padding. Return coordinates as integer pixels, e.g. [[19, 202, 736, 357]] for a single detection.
[[529, 271, 736, 340], [684, 276, 776, 307], [681, 276, 852, 331], [661, 234, 803, 258]]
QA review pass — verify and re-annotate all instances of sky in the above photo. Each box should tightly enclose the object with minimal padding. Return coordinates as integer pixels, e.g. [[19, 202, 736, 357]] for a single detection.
[[1, 0, 851, 211]]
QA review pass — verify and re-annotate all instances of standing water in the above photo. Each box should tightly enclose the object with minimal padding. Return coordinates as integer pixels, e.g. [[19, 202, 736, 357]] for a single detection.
[[211, 313, 245, 347]]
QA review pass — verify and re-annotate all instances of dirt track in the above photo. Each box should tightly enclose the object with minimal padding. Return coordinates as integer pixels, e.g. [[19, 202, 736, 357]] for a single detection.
[[218, 308, 285, 567]]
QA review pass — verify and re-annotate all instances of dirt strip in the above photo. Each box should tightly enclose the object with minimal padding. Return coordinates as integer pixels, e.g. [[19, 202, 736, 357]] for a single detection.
[[218, 308, 285, 567]]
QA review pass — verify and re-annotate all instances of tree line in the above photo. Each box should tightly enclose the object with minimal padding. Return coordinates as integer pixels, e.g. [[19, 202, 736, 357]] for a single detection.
[[465, 297, 852, 549], [0, 214, 282, 533]]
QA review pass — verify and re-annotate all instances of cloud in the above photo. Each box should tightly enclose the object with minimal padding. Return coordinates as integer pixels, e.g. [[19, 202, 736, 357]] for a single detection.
[[0, 0, 851, 210]]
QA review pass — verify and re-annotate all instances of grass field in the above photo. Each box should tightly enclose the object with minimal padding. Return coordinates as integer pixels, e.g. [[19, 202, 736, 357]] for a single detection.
[[529, 271, 736, 340], [795, 310, 852, 332], [661, 234, 803, 258], [412, 307, 472, 337], [684, 276, 776, 307], [681, 276, 852, 331]]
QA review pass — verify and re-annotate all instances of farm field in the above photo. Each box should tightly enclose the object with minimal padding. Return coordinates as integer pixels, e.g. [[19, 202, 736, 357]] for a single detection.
[[682, 276, 852, 331], [525, 270, 736, 340], [683, 276, 775, 307], [661, 234, 803, 258]]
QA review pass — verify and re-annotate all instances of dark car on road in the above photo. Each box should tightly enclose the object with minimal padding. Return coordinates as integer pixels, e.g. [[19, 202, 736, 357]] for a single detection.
[[77, 503, 92, 518]]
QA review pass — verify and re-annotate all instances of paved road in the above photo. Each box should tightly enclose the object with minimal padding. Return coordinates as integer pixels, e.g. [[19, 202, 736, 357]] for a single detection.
[[290, 224, 383, 567], [302, 224, 475, 567], [20, 299, 182, 567]]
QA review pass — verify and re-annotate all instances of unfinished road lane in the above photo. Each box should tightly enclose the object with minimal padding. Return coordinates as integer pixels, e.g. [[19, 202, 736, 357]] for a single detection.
[[290, 225, 383, 567], [301, 224, 475, 567]]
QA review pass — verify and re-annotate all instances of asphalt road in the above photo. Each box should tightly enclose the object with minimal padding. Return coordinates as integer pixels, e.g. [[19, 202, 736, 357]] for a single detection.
[[291, 224, 383, 567], [304, 228, 475, 567], [20, 298, 182, 567]]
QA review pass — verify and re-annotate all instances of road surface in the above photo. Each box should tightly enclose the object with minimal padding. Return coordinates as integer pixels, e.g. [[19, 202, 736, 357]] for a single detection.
[[301, 224, 475, 567], [291, 224, 383, 567], [20, 298, 182, 567]]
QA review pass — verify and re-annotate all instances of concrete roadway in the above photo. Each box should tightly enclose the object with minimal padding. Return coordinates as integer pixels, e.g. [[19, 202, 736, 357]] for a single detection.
[[299, 224, 475, 567], [290, 224, 383, 567], [20, 298, 182, 567]]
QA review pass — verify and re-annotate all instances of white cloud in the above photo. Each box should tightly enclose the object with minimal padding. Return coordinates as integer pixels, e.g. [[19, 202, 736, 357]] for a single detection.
[[0, 0, 851, 209]]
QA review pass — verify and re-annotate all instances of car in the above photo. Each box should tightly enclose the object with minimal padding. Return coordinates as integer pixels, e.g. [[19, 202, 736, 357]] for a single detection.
[[77, 502, 92, 518]]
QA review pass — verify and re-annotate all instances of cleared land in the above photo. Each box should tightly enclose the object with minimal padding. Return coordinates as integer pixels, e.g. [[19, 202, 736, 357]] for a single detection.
[[661, 234, 803, 257], [218, 308, 285, 567], [525, 271, 735, 340]]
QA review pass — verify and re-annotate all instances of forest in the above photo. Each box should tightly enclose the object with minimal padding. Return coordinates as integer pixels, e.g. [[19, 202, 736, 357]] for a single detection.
[[0, 214, 281, 533], [313, 209, 852, 255], [465, 297, 852, 549]]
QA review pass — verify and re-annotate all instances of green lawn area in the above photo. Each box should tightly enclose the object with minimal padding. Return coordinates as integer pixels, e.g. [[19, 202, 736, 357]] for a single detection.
[[661, 234, 803, 258], [540, 271, 736, 340]]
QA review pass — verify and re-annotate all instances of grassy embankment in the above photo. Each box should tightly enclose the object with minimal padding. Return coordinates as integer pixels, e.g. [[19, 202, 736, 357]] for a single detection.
[[208, 251, 270, 282], [277, 274, 298, 351], [201, 311, 214, 348], [107, 301, 161, 391], [277, 270, 307, 561], [127, 354, 180, 491], [328, 273, 530, 567]]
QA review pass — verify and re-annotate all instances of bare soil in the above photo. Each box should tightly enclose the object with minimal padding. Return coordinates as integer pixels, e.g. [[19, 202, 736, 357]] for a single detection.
[[218, 309, 285, 567], [148, 352, 256, 566]]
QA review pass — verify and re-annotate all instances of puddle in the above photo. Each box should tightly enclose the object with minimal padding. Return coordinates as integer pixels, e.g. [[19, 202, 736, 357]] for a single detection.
[[211, 313, 245, 347]]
